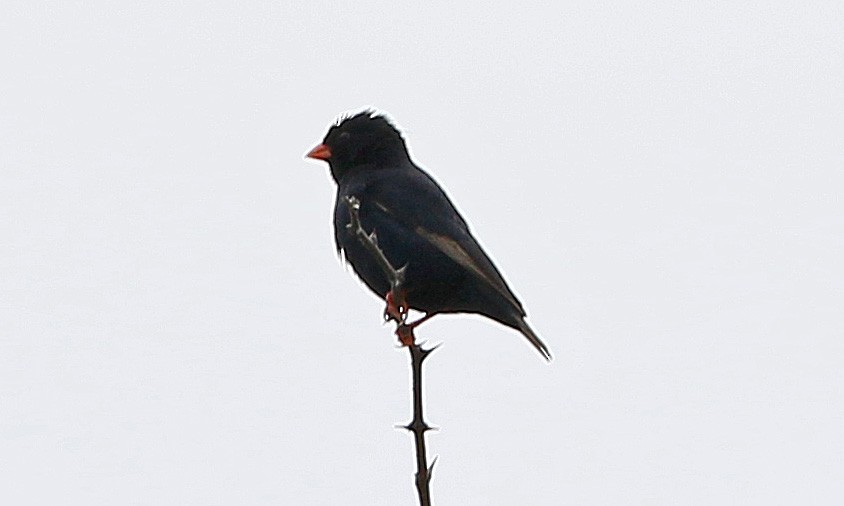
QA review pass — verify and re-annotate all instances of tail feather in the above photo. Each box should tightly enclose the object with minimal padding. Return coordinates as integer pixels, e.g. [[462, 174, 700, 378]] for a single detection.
[[516, 319, 552, 362]]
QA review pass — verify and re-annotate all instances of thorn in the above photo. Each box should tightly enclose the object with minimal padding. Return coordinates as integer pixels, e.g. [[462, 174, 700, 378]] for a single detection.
[[418, 344, 440, 362], [402, 421, 438, 432], [395, 264, 408, 284], [404, 420, 431, 433], [428, 455, 438, 474], [398, 423, 435, 432]]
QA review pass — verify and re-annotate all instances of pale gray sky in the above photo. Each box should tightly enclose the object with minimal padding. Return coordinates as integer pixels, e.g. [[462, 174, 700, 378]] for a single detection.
[[1, 1, 842, 505]]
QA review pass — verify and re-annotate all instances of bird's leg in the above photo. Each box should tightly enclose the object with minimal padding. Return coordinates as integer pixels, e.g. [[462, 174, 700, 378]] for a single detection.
[[384, 289, 409, 324], [396, 324, 415, 347], [406, 312, 435, 329], [395, 313, 436, 347], [386, 290, 414, 346]]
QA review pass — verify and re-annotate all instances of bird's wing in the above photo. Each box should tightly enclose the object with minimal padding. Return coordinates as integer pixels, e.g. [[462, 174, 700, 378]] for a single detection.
[[367, 167, 526, 315]]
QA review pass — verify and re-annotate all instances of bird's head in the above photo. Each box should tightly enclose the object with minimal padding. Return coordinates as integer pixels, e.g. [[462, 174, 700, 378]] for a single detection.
[[306, 110, 410, 181]]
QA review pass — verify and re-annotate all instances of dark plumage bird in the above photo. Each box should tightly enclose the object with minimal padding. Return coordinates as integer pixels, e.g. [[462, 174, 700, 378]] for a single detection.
[[306, 111, 551, 361]]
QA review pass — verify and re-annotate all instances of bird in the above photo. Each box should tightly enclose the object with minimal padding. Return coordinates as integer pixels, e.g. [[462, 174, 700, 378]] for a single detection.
[[306, 110, 552, 361]]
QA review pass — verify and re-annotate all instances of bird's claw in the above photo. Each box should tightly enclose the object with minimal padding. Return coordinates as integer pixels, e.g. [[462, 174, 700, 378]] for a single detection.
[[384, 290, 408, 323]]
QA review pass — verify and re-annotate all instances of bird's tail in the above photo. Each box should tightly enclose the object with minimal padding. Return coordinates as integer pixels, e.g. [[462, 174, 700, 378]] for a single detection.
[[517, 319, 552, 362]]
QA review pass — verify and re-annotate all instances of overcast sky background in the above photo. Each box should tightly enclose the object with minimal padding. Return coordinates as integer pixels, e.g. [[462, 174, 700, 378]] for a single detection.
[[1, 2, 842, 505]]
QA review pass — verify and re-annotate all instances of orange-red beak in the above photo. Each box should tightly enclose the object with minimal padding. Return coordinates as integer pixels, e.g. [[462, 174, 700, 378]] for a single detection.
[[306, 143, 332, 161]]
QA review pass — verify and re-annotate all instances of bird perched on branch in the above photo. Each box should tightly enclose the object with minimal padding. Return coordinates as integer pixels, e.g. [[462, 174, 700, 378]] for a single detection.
[[306, 110, 552, 361]]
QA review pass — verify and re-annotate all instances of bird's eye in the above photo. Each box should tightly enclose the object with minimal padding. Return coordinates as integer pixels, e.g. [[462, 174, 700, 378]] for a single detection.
[[339, 132, 351, 140]]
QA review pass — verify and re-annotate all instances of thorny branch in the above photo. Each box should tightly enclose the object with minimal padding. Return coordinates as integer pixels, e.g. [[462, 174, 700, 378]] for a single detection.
[[344, 196, 436, 506]]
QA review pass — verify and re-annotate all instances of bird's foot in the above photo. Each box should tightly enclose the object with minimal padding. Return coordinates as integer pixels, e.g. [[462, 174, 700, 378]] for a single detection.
[[384, 290, 408, 323], [395, 313, 435, 347], [396, 324, 415, 347]]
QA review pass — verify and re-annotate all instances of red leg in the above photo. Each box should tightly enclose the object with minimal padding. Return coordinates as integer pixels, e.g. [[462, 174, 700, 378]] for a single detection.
[[384, 290, 408, 323], [406, 312, 436, 329], [396, 324, 415, 347], [395, 313, 437, 347]]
